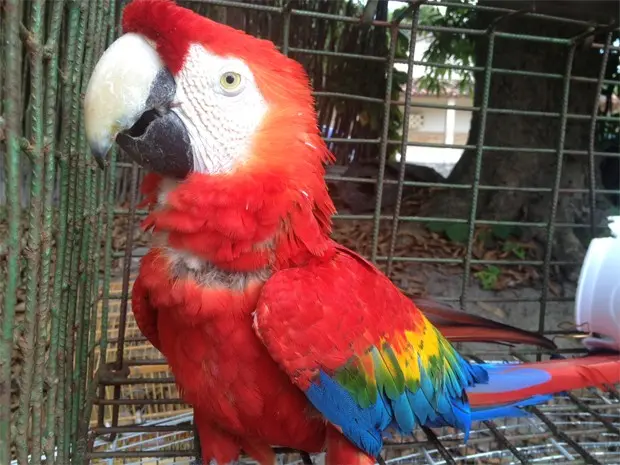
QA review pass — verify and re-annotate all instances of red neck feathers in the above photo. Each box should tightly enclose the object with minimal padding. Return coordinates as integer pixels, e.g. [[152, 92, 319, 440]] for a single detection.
[[136, 49, 338, 273], [139, 144, 336, 273]]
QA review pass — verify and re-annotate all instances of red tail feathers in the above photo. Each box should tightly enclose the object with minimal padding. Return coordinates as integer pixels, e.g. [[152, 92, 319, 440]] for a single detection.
[[468, 353, 620, 409], [415, 298, 556, 350]]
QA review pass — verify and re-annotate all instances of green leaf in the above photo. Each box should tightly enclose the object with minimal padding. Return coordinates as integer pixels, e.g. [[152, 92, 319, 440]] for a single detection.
[[503, 241, 526, 259], [475, 265, 501, 290], [490, 224, 514, 240], [445, 223, 469, 244], [425, 221, 468, 244]]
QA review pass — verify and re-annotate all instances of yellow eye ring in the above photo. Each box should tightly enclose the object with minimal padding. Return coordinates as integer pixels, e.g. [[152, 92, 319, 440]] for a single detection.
[[220, 71, 242, 92]]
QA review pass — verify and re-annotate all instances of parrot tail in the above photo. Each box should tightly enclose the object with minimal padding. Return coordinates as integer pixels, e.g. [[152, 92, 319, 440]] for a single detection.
[[415, 298, 557, 350], [466, 353, 620, 421]]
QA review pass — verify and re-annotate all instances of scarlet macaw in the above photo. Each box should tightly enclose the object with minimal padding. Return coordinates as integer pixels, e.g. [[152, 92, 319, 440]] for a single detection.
[[83, 1, 620, 463]]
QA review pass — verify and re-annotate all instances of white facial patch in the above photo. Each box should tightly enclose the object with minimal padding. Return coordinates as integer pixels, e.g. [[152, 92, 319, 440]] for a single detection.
[[171, 44, 269, 174]]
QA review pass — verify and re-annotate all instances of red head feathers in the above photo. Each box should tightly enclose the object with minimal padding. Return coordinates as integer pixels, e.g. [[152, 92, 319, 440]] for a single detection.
[[122, 0, 333, 174], [122, 0, 314, 117]]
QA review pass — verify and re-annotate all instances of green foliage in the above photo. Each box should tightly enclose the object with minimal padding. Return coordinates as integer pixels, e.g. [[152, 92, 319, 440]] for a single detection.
[[503, 240, 527, 260], [490, 224, 516, 240], [426, 221, 469, 243], [417, 3, 475, 96], [476, 228, 494, 247], [426, 221, 521, 245], [392, 2, 476, 97], [475, 265, 501, 290]]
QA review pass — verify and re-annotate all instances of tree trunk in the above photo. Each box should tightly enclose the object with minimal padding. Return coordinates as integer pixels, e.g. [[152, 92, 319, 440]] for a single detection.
[[420, 0, 618, 278]]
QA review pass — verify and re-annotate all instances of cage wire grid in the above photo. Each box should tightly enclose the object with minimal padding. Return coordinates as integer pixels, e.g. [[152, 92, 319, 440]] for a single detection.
[[1, 0, 619, 464]]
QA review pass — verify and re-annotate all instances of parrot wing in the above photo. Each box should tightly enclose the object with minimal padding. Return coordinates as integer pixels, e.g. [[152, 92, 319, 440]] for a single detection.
[[330, 246, 555, 349], [329, 246, 555, 349], [253, 244, 488, 458]]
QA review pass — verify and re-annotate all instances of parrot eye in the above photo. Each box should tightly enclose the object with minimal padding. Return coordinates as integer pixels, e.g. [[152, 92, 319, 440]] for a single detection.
[[219, 71, 243, 95]]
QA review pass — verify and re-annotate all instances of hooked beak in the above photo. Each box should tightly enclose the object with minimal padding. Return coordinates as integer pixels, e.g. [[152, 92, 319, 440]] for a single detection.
[[84, 33, 193, 178]]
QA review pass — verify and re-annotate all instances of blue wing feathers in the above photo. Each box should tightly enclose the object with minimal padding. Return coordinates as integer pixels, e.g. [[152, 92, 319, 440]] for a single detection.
[[304, 357, 559, 458], [305, 371, 392, 457], [304, 352, 489, 458], [406, 390, 434, 426], [391, 395, 415, 433]]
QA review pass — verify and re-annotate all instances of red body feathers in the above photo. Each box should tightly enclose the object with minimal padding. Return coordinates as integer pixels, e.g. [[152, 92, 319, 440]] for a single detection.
[[133, 249, 326, 462]]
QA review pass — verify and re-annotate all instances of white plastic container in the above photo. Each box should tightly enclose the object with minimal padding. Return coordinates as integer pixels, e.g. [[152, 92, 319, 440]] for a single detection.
[[574, 216, 620, 352]]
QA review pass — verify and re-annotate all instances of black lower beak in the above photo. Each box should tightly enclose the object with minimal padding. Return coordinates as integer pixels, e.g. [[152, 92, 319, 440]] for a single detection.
[[117, 108, 193, 178], [117, 68, 193, 178]]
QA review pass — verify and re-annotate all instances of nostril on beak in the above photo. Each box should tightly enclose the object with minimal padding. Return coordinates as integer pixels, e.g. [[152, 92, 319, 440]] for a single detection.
[[115, 109, 193, 179], [124, 109, 163, 138]]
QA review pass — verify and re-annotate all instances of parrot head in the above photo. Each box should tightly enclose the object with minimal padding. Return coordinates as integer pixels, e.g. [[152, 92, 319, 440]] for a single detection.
[[84, 0, 332, 182], [84, 0, 337, 269]]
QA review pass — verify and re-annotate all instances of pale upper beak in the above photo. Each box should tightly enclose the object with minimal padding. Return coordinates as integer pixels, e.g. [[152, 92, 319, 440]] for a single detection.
[[84, 32, 193, 177]]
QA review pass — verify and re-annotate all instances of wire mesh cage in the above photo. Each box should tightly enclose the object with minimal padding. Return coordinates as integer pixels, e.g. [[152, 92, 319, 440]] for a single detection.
[[1, 0, 620, 464]]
